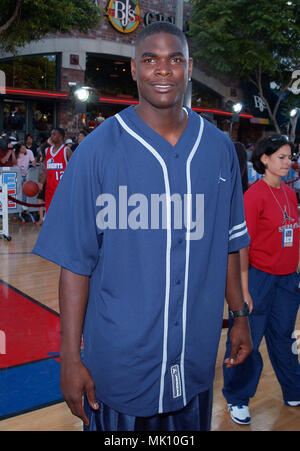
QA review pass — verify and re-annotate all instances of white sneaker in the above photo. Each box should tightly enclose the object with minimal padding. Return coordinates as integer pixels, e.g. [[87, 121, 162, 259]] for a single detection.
[[285, 401, 300, 407], [228, 404, 251, 425]]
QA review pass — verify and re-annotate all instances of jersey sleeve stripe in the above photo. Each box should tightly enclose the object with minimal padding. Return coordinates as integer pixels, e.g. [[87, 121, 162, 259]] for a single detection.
[[229, 220, 246, 236], [229, 226, 248, 241]]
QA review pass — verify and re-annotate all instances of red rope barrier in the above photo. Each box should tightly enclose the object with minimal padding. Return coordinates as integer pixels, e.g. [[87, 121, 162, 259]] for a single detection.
[[0, 188, 45, 207], [7, 195, 45, 208]]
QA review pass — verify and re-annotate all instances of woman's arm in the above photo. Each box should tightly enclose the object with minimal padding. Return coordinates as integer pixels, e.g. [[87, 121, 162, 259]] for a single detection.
[[239, 246, 253, 312]]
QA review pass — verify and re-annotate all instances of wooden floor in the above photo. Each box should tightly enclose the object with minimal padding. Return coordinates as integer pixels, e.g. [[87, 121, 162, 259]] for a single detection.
[[0, 221, 299, 431]]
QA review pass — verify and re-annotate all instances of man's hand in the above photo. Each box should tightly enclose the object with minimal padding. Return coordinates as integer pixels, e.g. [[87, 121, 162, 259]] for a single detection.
[[59, 268, 97, 427], [60, 358, 99, 427], [224, 317, 253, 368]]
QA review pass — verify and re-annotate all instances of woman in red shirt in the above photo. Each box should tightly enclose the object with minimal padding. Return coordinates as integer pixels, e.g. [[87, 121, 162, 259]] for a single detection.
[[223, 134, 300, 425]]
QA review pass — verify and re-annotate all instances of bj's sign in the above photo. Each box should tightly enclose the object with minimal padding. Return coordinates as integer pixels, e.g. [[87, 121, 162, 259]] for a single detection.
[[103, 0, 175, 34], [106, 0, 141, 33]]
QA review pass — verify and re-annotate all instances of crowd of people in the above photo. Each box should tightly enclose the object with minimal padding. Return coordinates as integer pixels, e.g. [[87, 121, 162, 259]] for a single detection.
[[0, 127, 94, 223]]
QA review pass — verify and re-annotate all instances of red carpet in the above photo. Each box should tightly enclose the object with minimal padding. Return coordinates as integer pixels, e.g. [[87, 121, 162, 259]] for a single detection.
[[0, 280, 60, 369]]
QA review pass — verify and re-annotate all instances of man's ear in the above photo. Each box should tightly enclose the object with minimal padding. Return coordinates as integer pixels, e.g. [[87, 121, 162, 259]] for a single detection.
[[131, 58, 137, 82]]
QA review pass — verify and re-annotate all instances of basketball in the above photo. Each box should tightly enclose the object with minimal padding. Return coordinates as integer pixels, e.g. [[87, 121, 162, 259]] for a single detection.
[[22, 180, 39, 198]]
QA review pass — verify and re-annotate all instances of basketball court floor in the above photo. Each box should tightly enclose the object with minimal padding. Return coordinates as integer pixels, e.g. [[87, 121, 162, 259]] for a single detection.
[[0, 222, 299, 431]]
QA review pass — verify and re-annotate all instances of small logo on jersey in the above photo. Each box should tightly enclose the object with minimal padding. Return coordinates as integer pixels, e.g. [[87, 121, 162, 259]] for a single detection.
[[218, 171, 226, 183], [106, 0, 141, 34], [171, 364, 182, 399], [283, 205, 295, 224]]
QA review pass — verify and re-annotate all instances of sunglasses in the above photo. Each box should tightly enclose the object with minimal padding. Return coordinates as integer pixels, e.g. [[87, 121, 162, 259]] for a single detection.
[[268, 134, 289, 145]]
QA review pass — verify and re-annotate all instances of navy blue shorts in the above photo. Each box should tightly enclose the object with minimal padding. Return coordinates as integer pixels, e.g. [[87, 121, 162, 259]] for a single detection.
[[83, 388, 213, 431]]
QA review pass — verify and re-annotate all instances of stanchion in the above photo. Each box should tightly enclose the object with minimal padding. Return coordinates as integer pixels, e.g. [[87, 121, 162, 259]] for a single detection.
[[0, 183, 11, 241]]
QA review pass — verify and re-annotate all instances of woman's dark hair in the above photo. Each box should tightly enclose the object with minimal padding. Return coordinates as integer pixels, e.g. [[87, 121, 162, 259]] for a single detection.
[[251, 134, 291, 174], [234, 142, 248, 193], [14, 142, 24, 159]]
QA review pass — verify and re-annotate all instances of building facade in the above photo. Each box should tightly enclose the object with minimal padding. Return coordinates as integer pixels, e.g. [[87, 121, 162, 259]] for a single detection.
[[0, 0, 269, 146]]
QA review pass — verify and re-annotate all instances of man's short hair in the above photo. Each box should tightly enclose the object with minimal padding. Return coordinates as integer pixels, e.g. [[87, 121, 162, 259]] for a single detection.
[[53, 127, 65, 139], [135, 22, 188, 49]]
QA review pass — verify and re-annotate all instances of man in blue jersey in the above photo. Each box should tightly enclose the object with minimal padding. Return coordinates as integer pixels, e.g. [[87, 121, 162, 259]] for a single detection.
[[33, 22, 252, 431]]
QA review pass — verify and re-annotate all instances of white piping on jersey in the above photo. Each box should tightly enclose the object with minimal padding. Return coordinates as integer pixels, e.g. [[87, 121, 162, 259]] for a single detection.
[[115, 113, 172, 414], [63, 146, 69, 165], [50, 144, 65, 158], [229, 220, 248, 241], [115, 112, 204, 414], [180, 114, 204, 407]]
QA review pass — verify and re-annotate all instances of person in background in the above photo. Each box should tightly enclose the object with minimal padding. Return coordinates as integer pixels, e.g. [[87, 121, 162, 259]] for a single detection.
[[234, 142, 249, 193], [71, 130, 88, 152], [25, 134, 38, 159], [292, 143, 300, 203], [95, 112, 105, 126], [65, 138, 74, 153], [35, 138, 48, 225], [14, 142, 37, 222], [223, 134, 300, 426], [245, 143, 254, 162], [38, 128, 72, 214], [14, 142, 36, 178], [0, 138, 17, 167]]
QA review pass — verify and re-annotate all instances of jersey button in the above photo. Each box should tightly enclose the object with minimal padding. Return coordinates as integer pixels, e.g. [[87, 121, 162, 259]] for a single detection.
[[174, 153, 179, 158]]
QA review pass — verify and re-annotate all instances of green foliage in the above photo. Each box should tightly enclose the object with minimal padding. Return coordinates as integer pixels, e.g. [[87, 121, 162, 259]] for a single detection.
[[0, 0, 102, 53], [189, 0, 300, 86]]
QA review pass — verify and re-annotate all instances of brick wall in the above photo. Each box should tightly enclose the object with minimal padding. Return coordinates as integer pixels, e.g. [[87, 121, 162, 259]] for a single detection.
[[58, 1, 185, 43], [60, 68, 85, 92]]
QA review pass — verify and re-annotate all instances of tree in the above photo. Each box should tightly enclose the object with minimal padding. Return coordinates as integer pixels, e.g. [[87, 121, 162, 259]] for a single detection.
[[0, 0, 102, 53], [189, 0, 300, 133]]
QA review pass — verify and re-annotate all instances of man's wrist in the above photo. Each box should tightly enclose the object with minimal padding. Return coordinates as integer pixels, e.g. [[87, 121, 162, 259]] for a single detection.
[[60, 349, 82, 363], [229, 301, 250, 319]]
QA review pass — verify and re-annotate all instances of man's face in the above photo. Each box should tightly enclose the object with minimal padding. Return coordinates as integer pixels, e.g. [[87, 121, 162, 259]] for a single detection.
[[50, 129, 63, 145], [131, 32, 192, 110]]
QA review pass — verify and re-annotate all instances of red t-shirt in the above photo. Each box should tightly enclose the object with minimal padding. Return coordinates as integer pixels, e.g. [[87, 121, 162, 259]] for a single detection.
[[244, 179, 299, 275]]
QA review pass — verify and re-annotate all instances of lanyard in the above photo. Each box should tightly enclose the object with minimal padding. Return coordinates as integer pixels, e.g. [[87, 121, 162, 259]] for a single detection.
[[264, 181, 291, 224]]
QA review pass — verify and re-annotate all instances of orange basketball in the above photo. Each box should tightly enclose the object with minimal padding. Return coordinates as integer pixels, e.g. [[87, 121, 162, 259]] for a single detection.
[[22, 180, 39, 198]]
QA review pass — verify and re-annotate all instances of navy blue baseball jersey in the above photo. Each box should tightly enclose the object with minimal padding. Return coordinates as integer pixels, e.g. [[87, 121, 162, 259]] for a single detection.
[[33, 106, 249, 417]]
